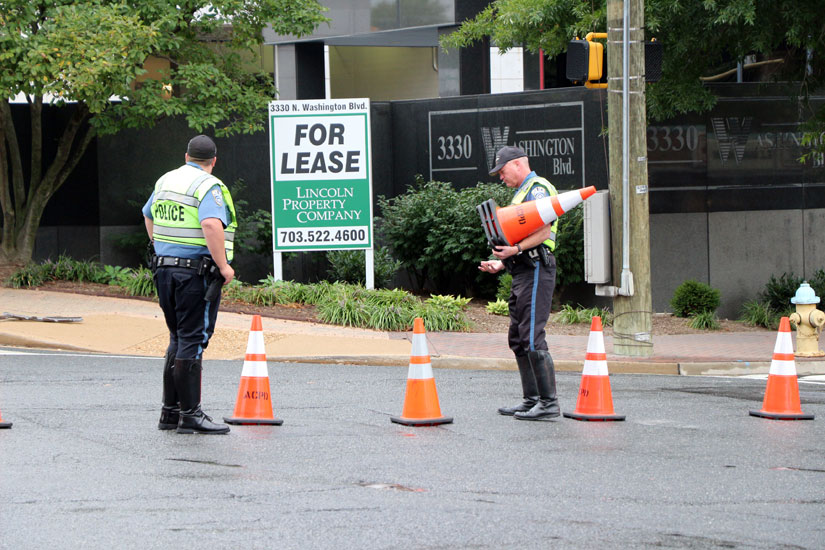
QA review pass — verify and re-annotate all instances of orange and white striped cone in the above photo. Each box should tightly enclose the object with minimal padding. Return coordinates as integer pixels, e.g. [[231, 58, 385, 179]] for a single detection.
[[749, 317, 814, 420], [0, 406, 11, 429], [224, 315, 283, 425], [478, 186, 596, 247], [563, 316, 625, 422], [391, 318, 453, 426]]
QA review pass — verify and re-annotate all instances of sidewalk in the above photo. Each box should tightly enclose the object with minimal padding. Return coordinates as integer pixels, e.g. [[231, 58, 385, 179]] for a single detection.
[[2, 287, 824, 376]]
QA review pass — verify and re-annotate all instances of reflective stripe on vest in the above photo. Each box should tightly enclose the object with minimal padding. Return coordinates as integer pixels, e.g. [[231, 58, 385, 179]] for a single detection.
[[151, 165, 238, 261], [510, 175, 558, 251]]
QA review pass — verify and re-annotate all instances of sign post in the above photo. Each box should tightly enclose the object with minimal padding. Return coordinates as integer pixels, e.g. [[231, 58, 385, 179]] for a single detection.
[[268, 99, 374, 287]]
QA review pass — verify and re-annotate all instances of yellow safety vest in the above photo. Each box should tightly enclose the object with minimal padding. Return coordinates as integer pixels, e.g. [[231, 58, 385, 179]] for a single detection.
[[510, 175, 558, 252], [151, 165, 238, 261]]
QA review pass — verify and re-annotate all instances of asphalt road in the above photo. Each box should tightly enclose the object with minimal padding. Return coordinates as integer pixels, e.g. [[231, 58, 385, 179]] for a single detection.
[[1, 349, 824, 550]]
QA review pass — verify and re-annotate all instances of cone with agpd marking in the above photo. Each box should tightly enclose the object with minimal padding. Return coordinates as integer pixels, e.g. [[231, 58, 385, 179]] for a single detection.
[[564, 316, 625, 422], [478, 186, 596, 247], [749, 317, 814, 420], [0, 405, 11, 429], [223, 315, 283, 425], [391, 318, 453, 426]]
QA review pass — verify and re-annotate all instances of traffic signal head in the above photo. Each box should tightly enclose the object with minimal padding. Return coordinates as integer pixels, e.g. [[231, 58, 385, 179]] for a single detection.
[[566, 39, 604, 82], [645, 40, 663, 82]]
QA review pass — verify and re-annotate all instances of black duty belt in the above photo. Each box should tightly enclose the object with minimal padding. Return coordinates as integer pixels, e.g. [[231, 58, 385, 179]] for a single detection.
[[154, 256, 206, 270]]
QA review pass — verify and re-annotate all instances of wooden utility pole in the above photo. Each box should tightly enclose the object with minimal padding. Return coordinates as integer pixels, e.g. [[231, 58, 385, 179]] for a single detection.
[[607, 0, 653, 356]]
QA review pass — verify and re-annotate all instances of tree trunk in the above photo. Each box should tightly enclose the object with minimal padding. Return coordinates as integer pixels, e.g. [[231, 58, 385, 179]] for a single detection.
[[0, 99, 94, 272]]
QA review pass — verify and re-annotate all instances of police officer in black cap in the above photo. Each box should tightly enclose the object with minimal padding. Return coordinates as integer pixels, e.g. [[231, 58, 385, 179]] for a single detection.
[[142, 135, 238, 434], [479, 146, 561, 420]]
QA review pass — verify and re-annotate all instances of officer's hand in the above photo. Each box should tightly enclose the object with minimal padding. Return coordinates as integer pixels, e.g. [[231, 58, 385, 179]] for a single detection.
[[219, 264, 235, 286], [479, 260, 504, 274], [491, 245, 518, 260]]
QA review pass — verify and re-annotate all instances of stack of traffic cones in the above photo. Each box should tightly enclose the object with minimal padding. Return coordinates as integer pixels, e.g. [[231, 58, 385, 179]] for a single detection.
[[391, 318, 453, 426], [749, 317, 814, 420], [564, 316, 625, 422], [478, 186, 596, 246], [224, 315, 283, 426]]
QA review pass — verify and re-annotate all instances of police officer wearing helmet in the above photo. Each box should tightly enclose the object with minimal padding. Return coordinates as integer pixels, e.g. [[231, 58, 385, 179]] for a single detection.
[[479, 146, 560, 421], [142, 135, 237, 434]]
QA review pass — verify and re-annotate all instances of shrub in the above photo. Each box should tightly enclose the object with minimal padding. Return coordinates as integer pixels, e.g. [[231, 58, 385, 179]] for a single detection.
[[326, 247, 401, 288], [688, 311, 720, 330], [807, 269, 825, 301], [670, 280, 720, 318], [122, 266, 157, 297], [553, 204, 584, 289], [377, 177, 511, 296], [486, 299, 509, 316], [761, 272, 804, 312], [739, 300, 785, 331], [553, 304, 613, 325], [495, 272, 512, 301], [7, 263, 53, 287], [314, 283, 472, 331]]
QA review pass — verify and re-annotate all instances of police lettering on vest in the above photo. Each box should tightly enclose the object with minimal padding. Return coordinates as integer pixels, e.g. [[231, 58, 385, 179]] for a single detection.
[[151, 165, 238, 261]]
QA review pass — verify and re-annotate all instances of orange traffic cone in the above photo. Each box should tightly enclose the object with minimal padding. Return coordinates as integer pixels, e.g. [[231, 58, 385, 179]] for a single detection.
[[563, 316, 625, 422], [0, 406, 11, 429], [478, 186, 596, 246], [749, 317, 814, 420], [391, 318, 453, 426], [224, 315, 283, 425]]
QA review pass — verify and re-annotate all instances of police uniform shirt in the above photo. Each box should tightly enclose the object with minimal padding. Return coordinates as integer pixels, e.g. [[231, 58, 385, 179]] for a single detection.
[[142, 163, 229, 260], [517, 171, 550, 202]]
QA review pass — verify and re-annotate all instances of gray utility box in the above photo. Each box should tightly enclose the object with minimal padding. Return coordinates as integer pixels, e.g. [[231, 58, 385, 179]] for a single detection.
[[583, 189, 611, 284]]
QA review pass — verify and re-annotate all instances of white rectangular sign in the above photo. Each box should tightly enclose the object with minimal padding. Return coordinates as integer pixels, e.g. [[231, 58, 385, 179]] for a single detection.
[[268, 99, 373, 252]]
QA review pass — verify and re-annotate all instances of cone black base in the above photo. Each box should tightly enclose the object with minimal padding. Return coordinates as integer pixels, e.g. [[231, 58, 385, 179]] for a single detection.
[[224, 417, 283, 426], [748, 410, 814, 421], [0, 421, 11, 429], [563, 411, 625, 422], [390, 415, 453, 426]]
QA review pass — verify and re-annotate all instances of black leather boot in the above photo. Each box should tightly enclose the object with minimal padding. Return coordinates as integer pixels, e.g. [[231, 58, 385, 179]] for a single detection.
[[515, 350, 560, 421], [158, 351, 179, 430], [174, 359, 230, 435], [498, 355, 539, 415]]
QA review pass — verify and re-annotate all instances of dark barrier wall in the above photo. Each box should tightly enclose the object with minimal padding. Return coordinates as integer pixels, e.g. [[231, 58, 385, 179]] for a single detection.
[[39, 83, 825, 231], [390, 88, 609, 193], [17, 83, 825, 292], [646, 83, 825, 214]]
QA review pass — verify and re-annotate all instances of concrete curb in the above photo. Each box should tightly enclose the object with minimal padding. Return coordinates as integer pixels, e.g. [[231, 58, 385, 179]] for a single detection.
[[5, 333, 823, 377]]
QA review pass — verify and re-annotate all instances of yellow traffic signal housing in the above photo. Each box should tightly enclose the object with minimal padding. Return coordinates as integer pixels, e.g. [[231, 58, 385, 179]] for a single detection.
[[567, 33, 662, 88], [566, 33, 606, 85]]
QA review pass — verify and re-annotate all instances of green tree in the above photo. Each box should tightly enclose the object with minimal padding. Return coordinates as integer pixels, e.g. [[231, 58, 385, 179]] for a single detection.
[[0, 0, 328, 269], [441, 0, 825, 146]]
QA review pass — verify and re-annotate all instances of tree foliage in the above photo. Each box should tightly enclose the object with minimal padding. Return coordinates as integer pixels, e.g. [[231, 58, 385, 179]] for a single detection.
[[0, 0, 328, 267], [441, 0, 825, 132]]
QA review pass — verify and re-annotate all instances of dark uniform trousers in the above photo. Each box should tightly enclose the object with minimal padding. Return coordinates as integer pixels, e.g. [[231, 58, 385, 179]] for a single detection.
[[154, 265, 220, 359], [508, 252, 556, 357]]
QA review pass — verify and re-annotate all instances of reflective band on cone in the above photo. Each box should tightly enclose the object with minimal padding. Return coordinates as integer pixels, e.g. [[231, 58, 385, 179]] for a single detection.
[[224, 315, 283, 426], [391, 317, 453, 427], [749, 317, 814, 420], [0, 407, 10, 429], [564, 316, 625, 422]]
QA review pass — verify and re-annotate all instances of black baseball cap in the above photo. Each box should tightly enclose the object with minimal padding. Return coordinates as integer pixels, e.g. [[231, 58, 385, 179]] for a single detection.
[[489, 145, 527, 175], [186, 135, 217, 160]]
